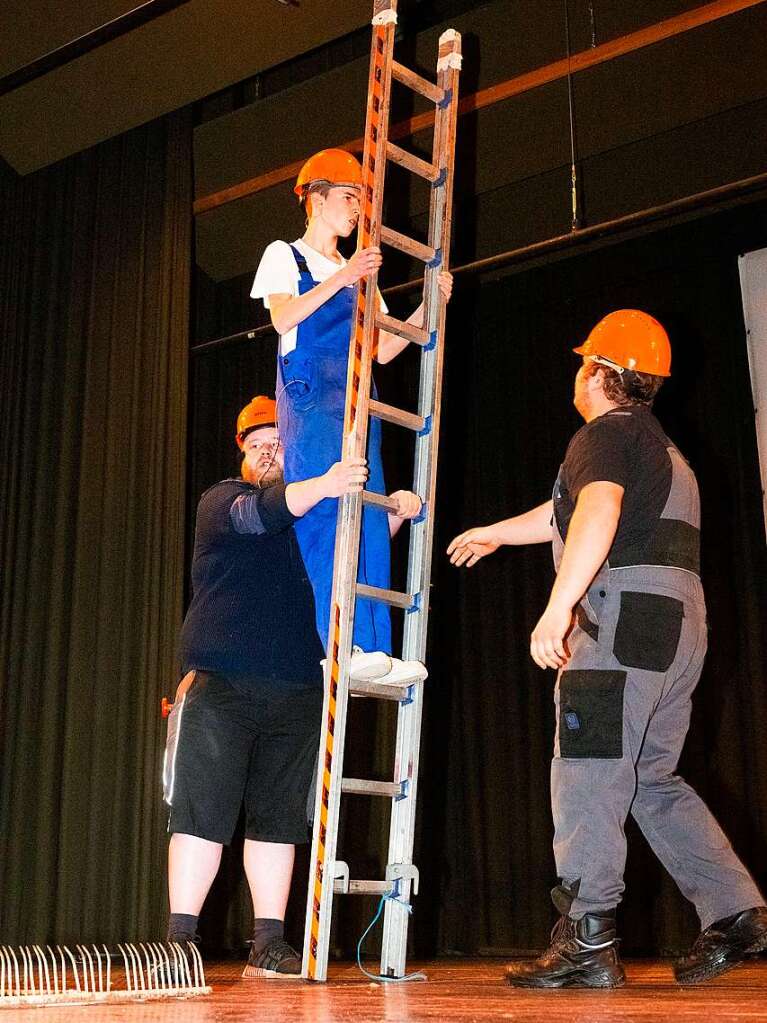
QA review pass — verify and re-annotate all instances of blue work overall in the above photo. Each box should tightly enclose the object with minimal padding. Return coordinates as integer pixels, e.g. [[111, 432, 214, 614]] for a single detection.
[[276, 246, 392, 654]]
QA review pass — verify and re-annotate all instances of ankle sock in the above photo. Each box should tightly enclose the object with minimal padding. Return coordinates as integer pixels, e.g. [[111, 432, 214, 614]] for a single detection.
[[251, 918, 284, 954], [167, 912, 199, 942]]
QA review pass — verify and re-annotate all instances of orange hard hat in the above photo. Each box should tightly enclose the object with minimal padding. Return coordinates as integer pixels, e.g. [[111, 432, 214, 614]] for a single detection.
[[574, 309, 671, 377], [235, 395, 277, 449], [293, 148, 363, 201]]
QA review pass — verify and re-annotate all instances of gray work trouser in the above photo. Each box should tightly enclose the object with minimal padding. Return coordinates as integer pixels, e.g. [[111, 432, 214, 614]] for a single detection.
[[552, 565, 763, 928]]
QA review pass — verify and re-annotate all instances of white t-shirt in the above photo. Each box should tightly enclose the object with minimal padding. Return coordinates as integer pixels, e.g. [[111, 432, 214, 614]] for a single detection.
[[251, 238, 387, 355]]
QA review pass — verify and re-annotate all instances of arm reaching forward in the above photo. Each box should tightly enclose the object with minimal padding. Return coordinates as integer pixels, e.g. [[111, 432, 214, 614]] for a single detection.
[[447, 499, 554, 567], [285, 458, 369, 517]]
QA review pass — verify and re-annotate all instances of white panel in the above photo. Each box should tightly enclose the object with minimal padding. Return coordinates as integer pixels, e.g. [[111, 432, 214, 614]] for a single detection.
[[738, 248, 767, 540]]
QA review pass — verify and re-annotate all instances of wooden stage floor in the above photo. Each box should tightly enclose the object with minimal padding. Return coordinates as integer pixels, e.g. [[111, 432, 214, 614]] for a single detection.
[[4, 958, 767, 1022]]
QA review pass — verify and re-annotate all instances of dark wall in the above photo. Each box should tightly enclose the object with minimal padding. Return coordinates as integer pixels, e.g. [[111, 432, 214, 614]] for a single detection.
[[193, 0, 767, 283], [189, 197, 767, 956], [0, 0, 371, 174]]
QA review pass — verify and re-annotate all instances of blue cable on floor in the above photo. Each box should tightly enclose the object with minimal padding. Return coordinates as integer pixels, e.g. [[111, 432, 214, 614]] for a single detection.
[[355, 889, 427, 983]]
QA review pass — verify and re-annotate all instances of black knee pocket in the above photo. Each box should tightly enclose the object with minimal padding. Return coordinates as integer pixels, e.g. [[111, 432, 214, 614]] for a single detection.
[[559, 670, 626, 759], [613, 591, 683, 672]]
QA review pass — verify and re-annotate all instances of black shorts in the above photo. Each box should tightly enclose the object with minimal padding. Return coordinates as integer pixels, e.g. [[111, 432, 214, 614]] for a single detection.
[[163, 671, 323, 845]]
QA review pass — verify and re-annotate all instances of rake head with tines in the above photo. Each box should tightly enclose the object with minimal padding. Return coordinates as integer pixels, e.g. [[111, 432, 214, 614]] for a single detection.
[[0, 941, 211, 1006]]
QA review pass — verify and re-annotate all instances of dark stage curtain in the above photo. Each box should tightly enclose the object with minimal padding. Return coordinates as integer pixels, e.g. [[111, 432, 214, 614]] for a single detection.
[[0, 111, 192, 945], [190, 202, 767, 958]]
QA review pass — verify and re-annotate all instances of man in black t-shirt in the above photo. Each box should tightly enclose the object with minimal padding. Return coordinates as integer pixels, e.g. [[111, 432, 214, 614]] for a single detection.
[[163, 396, 421, 978], [449, 310, 766, 988]]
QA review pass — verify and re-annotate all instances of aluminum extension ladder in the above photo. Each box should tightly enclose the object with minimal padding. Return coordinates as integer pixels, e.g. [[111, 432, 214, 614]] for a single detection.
[[303, 0, 461, 983]]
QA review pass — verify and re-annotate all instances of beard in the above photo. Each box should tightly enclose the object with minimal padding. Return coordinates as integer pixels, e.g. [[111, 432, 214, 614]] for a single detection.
[[242, 458, 284, 488], [573, 388, 592, 421]]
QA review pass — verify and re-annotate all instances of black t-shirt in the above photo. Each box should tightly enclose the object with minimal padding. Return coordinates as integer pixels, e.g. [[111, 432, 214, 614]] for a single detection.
[[554, 406, 673, 567], [178, 479, 324, 686]]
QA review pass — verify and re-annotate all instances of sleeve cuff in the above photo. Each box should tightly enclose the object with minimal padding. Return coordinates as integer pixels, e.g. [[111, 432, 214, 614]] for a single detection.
[[254, 481, 297, 533]]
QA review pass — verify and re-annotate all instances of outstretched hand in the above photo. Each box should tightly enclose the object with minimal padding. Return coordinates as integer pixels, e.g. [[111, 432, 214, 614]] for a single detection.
[[447, 526, 500, 567]]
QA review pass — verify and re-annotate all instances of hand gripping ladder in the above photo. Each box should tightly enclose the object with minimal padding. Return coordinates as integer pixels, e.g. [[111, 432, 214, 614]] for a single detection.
[[303, 0, 461, 983]]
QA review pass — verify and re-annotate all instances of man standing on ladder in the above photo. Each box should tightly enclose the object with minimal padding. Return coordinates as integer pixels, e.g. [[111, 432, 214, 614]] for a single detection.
[[252, 148, 452, 685], [448, 310, 767, 987], [163, 396, 422, 977]]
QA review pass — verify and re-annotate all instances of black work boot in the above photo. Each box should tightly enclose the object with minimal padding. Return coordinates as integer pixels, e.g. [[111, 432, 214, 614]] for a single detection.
[[674, 906, 767, 984], [505, 884, 625, 989]]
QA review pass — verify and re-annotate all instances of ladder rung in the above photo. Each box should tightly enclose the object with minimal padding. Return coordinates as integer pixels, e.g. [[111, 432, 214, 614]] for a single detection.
[[342, 778, 404, 798], [362, 490, 401, 514], [381, 225, 437, 266], [375, 312, 431, 347], [350, 679, 419, 702], [391, 60, 444, 105], [385, 141, 440, 183], [334, 879, 394, 896], [369, 398, 425, 432], [357, 583, 414, 610]]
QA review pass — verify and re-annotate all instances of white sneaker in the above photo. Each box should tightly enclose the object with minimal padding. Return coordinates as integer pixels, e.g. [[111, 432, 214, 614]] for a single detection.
[[375, 658, 428, 686], [350, 647, 392, 682], [320, 648, 393, 683]]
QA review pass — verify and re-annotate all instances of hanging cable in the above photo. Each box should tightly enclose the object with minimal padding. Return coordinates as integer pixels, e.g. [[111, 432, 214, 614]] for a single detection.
[[563, 0, 581, 231], [588, 0, 597, 48], [355, 889, 427, 984]]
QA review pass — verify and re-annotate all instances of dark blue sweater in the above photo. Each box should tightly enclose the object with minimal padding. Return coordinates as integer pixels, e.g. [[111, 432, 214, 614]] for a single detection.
[[178, 479, 324, 686]]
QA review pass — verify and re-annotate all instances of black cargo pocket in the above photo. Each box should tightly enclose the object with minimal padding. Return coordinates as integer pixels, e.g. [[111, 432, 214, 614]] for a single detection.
[[559, 669, 626, 759], [613, 591, 683, 672]]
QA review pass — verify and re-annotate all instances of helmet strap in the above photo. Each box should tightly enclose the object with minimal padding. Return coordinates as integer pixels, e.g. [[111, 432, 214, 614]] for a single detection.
[[589, 354, 625, 376]]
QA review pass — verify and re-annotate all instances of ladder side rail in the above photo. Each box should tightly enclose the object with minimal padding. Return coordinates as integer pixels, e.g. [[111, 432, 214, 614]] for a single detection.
[[401, 30, 463, 655], [380, 28, 462, 979], [302, 0, 398, 984]]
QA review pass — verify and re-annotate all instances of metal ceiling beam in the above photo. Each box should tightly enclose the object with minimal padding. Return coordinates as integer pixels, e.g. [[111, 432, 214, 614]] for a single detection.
[[0, 0, 192, 98], [191, 168, 767, 353]]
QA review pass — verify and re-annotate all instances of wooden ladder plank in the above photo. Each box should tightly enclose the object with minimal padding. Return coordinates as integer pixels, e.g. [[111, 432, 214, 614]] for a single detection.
[[391, 60, 444, 104], [375, 312, 431, 346], [385, 141, 440, 182], [381, 225, 437, 265], [356, 583, 414, 610], [342, 778, 403, 797], [369, 399, 426, 432]]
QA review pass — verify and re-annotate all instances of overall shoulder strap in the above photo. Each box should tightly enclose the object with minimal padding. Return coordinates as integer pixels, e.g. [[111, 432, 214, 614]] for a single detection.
[[635, 408, 675, 451], [289, 244, 312, 279], [605, 406, 670, 447]]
